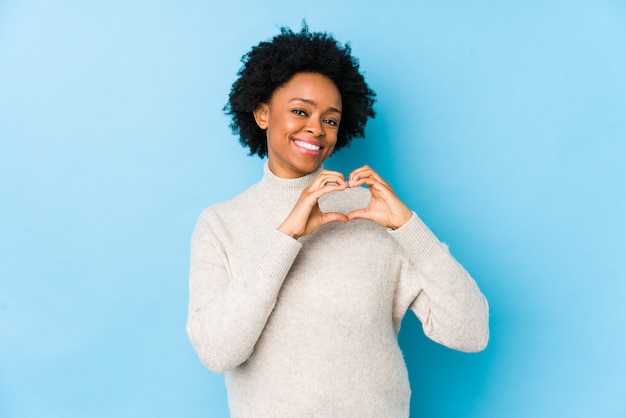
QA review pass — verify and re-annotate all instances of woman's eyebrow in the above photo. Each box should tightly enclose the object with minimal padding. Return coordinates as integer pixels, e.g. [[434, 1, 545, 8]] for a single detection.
[[290, 98, 342, 114]]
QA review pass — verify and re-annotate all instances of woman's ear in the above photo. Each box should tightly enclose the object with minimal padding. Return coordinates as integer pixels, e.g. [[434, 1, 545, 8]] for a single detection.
[[253, 103, 269, 129]]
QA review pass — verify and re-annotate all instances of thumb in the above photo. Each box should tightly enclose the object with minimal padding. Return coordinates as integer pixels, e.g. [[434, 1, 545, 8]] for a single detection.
[[346, 208, 370, 222], [320, 211, 350, 226]]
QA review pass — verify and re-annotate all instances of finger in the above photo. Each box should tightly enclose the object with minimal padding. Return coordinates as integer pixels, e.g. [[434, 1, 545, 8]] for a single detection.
[[293, 183, 348, 220], [317, 170, 347, 185], [318, 179, 345, 189], [346, 208, 370, 222], [348, 165, 389, 188], [319, 211, 349, 225], [306, 174, 348, 199], [309, 176, 347, 191], [310, 182, 347, 200], [347, 165, 371, 183], [348, 165, 376, 178], [350, 175, 393, 196]]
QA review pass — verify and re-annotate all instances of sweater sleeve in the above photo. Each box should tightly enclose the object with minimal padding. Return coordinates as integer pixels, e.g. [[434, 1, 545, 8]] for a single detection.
[[389, 213, 489, 352], [186, 209, 302, 373]]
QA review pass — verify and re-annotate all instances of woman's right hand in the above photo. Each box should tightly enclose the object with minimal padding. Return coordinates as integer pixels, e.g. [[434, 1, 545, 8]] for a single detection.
[[278, 170, 350, 239]]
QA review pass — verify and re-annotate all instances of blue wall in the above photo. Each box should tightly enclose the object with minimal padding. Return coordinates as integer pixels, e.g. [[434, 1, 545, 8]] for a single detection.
[[1, 1, 625, 417]]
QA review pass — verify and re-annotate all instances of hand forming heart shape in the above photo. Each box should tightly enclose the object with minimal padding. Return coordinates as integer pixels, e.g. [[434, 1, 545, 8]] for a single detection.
[[278, 165, 413, 239]]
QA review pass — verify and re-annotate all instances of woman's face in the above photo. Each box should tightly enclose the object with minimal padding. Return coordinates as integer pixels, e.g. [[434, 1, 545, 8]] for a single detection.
[[254, 72, 342, 178]]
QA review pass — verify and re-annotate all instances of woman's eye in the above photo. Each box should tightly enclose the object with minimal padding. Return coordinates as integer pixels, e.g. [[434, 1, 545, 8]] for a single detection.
[[324, 119, 338, 126], [292, 109, 307, 116]]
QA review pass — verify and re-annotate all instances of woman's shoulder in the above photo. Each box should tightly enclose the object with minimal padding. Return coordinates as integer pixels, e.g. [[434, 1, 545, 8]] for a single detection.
[[196, 182, 263, 223]]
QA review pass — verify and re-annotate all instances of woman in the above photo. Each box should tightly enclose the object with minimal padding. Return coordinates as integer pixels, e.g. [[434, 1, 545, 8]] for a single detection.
[[187, 25, 489, 417]]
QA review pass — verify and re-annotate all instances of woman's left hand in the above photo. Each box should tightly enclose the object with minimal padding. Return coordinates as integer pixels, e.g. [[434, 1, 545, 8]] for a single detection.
[[346, 165, 413, 230]]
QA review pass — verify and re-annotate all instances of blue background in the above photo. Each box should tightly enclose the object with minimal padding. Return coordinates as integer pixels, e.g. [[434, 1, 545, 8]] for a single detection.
[[1, 1, 625, 417]]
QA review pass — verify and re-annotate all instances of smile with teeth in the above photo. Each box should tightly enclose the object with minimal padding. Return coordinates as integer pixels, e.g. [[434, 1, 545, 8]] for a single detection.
[[293, 139, 321, 151]]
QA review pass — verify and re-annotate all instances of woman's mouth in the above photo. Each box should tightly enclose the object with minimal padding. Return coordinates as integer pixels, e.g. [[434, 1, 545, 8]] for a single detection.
[[293, 139, 322, 154]]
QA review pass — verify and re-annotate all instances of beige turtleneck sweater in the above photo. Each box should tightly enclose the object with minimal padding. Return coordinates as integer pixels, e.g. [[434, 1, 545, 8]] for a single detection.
[[187, 163, 489, 417]]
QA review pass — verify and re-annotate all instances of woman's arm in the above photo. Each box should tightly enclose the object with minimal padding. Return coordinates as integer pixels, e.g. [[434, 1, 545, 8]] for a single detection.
[[186, 210, 302, 373], [346, 165, 489, 351], [187, 170, 350, 373], [391, 214, 489, 352]]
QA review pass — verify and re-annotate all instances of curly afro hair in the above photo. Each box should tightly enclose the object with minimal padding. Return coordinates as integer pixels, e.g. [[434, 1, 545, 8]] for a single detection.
[[224, 24, 376, 158]]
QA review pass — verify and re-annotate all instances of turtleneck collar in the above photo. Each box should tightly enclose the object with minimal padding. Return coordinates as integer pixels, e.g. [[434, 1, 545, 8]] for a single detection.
[[260, 161, 324, 203]]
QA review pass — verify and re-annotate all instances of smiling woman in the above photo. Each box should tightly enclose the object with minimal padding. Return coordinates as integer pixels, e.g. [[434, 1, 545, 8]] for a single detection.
[[253, 73, 342, 178], [186, 24, 489, 418]]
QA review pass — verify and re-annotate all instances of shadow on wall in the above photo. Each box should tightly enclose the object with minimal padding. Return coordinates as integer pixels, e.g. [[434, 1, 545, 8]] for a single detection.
[[399, 314, 492, 417]]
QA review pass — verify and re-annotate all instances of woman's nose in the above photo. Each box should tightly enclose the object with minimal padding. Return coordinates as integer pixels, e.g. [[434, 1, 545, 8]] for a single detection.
[[305, 118, 324, 136]]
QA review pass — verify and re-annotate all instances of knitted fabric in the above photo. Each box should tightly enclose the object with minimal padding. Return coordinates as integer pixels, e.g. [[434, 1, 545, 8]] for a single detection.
[[187, 163, 489, 417]]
